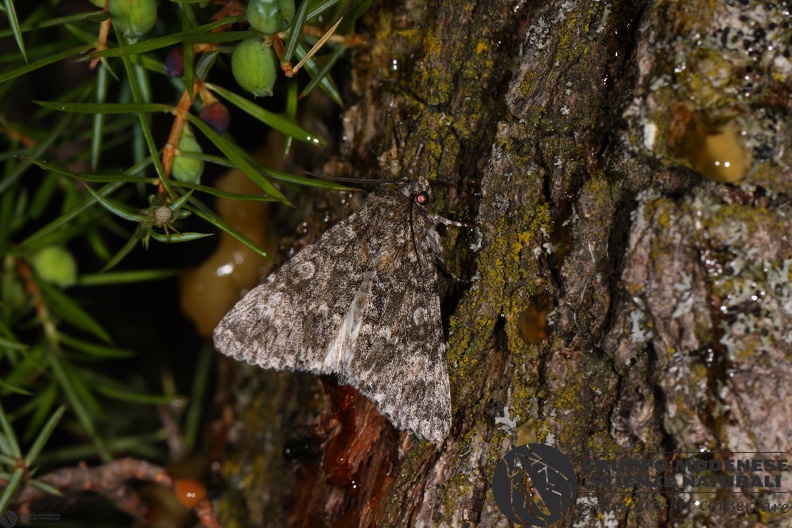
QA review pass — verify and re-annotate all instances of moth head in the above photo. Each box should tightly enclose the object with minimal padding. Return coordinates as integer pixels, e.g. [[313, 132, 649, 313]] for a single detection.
[[415, 190, 430, 207], [400, 179, 432, 208]]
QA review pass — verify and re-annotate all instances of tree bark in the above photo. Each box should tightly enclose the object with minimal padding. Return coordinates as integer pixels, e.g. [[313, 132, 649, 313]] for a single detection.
[[216, 0, 792, 526]]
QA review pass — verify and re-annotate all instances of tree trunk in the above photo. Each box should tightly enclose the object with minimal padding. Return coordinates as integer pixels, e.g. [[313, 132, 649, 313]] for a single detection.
[[216, 0, 792, 526]]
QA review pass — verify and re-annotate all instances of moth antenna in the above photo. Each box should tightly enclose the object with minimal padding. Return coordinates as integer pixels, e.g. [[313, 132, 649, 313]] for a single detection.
[[426, 179, 477, 227], [302, 171, 403, 186], [428, 179, 462, 192], [436, 255, 468, 283], [405, 143, 424, 179], [408, 194, 426, 279]]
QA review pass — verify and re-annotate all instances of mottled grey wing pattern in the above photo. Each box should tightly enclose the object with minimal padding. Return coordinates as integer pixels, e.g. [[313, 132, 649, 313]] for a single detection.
[[213, 216, 366, 373], [338, 264, 451, 443], [213, 182, 452, 443]]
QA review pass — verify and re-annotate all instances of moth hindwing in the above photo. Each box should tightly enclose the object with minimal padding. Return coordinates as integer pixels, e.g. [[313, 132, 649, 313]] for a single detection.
[[213, 180, 462, 443]]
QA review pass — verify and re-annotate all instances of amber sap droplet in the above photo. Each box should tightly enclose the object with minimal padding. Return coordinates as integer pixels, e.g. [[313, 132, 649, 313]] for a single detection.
[[173, 478, 206, 508], [179, 145, 274, 337], [549, 198, 575, 263], [515, 418, 538, 446], [336, 385, 358, 413], [675, 114, 752, 183], [521, 307, 548, 344], [328, 385, 358, 444], [687, 121, 752, 183], [521, 293, 552, 345]]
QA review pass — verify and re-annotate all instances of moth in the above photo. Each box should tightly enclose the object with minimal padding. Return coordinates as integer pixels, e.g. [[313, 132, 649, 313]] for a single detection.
[[213, 179, 466, 443]]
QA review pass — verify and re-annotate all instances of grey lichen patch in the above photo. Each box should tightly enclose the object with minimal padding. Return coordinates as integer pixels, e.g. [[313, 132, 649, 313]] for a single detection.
[[622, 0, 792, 190], [512, 0, 610, 111], [612, 185, 792, 459]]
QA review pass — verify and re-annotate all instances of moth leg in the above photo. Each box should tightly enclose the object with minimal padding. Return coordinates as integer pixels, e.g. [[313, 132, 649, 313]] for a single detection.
[[436, 254, 469, 283], [427, 213, 474, 229], [428, 214, 472, 282]]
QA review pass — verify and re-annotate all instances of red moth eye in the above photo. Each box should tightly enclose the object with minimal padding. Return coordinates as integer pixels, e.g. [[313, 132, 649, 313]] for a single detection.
[[173, 478, 207, 508], [415, 191, 430, 205]]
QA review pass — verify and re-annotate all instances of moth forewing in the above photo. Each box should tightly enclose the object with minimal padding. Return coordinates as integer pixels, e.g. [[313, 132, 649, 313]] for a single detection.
[[323, 271, 374, 369], [213, 180, 462, 443]]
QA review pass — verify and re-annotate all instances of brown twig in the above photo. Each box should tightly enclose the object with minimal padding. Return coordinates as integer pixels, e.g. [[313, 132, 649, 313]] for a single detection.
[[5, 459, 219, 527], [14, 258, 58, 350], [211, 0, 245, 24], [90, 1, 111, 69], [196, 498, 221, 528], [1, 118, 37, 147], [160, 80, 202, 194], [9, 459, 170, 520]]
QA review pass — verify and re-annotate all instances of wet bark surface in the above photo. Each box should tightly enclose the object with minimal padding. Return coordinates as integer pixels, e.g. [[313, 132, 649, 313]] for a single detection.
[[216, 0, 792, 526]]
